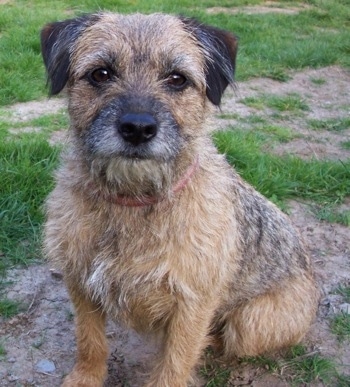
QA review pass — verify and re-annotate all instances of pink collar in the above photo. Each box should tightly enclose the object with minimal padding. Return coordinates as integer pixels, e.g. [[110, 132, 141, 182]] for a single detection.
[[100, 156, 199, 207]]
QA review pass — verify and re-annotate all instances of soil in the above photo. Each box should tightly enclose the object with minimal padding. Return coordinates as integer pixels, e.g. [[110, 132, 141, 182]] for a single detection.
[[1, 65, 349, 386]]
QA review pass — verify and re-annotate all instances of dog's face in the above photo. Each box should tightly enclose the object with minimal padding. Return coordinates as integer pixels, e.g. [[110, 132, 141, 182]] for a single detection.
[[41, 13, 237, 194]]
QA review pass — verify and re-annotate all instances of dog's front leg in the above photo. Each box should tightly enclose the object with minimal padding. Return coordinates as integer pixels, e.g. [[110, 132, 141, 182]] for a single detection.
[[146, 300, 214, 387], [62, 292, 108, 387]]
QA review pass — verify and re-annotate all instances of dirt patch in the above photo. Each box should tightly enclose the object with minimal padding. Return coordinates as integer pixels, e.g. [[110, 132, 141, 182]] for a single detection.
[[3, 98, 66, 123], [1, 67, 349, 386], [0, 266, 157, 386], [218, 66, 350, 160]]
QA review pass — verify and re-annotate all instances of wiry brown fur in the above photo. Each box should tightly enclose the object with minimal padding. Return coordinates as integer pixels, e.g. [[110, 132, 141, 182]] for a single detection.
[[41, 12, 319, 387]]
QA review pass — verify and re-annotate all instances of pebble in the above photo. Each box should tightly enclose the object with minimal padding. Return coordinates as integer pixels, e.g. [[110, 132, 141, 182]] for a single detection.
[[35, 359, 56, 373], [7, 374, 19, 382]]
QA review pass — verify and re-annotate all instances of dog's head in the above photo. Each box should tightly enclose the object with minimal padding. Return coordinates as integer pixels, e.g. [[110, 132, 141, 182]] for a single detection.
[[41, 13, 237, 195]]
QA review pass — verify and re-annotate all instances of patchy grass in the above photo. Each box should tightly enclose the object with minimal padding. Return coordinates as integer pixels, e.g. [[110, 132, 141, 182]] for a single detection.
[[259, 124, 297, 143], [200, 349, 232, 386], [310, 77, 327, 85], [0, 343, 6, 357], [1, 0, 350, 105], [240, 114, 268, 125], [213, 129, 350, 206], [240, 93, 309, 112], [200, 364, 231, 387], [308, 117, 350, 132], [242, 345, 343, 386], [217, 115, 296, 143], [242, 354, 279, 372], [329, 286, 350, 343], [0, 298, 23, 318], [335, 286, 350, 303], [217, 113, 241, 120], [330, 312, 350, 342], [341, 141, 350, 150], [315, 205, 350, 226], [282, 345, 338, 385], [239, 96, 266, 110], [0, 111, 69, 138], [0, 126, 59, 276]]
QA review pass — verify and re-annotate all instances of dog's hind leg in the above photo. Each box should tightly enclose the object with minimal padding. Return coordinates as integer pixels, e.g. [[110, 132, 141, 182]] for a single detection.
[[220, 275, 319, 358], [62, 293, 108, 387]]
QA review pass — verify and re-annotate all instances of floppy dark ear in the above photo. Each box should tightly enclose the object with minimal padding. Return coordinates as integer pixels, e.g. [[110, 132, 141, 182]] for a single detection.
[[40, 15, 99, 95], [181, 18, 238, 106]]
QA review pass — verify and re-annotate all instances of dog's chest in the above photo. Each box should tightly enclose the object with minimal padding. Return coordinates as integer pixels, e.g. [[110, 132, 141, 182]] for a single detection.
[[82, 214, 188, 330], [85, 254, 181, 330], [76, 191, 238, 330]]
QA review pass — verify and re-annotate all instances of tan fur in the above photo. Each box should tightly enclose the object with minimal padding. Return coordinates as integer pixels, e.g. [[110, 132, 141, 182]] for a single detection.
[[41, 12, 319, 387]]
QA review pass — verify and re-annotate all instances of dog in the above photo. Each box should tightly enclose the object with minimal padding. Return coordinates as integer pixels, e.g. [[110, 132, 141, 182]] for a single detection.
[[41, 12, 319, 387]]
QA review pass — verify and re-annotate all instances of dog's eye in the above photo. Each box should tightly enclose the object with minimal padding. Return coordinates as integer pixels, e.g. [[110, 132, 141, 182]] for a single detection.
[[165, 73, 188, 90], [89, 68, 112, 84]]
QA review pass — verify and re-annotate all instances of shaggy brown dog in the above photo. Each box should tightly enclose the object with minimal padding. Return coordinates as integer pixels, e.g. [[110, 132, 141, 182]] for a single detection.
[[41, 12, 319, 387]]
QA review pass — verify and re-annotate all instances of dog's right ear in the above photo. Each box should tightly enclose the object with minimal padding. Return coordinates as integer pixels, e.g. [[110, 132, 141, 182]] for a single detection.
[[41, 15, 99, 95]]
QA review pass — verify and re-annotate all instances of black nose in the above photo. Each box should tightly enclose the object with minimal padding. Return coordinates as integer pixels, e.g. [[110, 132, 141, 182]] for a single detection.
[[118, 113, 157, 146]]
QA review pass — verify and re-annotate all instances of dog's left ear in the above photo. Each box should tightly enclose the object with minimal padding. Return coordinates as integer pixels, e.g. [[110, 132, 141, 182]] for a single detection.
[[181, 18, 238, 106]]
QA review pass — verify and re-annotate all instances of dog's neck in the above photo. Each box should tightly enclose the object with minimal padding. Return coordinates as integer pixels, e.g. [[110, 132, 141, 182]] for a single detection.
[[99, 156, 200, 207]]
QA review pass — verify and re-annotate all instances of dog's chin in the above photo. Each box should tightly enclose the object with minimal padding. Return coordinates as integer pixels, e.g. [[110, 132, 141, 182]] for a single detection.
[[90, 156, 174, 197]]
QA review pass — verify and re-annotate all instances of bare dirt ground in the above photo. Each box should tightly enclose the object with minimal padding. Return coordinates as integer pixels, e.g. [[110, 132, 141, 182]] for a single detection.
[[0, 65, 349, 386]]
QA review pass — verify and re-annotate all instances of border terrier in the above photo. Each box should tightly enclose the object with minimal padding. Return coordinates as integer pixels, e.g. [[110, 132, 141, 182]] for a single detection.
[[41, 12, 319, 387]]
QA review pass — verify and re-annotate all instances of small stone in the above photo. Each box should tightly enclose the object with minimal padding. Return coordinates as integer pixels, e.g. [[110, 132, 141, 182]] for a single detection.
[[7, 357, 16, 363], [35, 359, 56, 373], [50, 269, 63, 280], [7, 374, 19, 382]]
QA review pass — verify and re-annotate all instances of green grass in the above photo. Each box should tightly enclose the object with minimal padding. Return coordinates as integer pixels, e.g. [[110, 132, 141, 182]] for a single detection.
[[217, 113, 240, 120], [241, 93, 309, 112], [0, 126, 59, 276], [0, 343, 6, 357], [259, 124, 298, 143], [330, 286, 350, 343], [217, 114, 296, 143], [315, 205, 350, 226], [240, 114, 268, 125], [0, 110, 68, 136], [200, 348, 232, 386], [213, 129, 350, 206], [309, 77, 326, 85], [341, 141, 350, 150], [200, 364, 231, 387], [308, 117, 350, 132], [335, 286, 350, 303], [282, 345, 338, 385], [330, 312, 350, 342], [0, 298, 23, 318], [0, 0, 350, 105], [242, 345, 344, 386]]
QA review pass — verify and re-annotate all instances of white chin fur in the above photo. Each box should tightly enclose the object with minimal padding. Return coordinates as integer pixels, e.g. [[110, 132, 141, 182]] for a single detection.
[[91, 157, 174, 196]]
